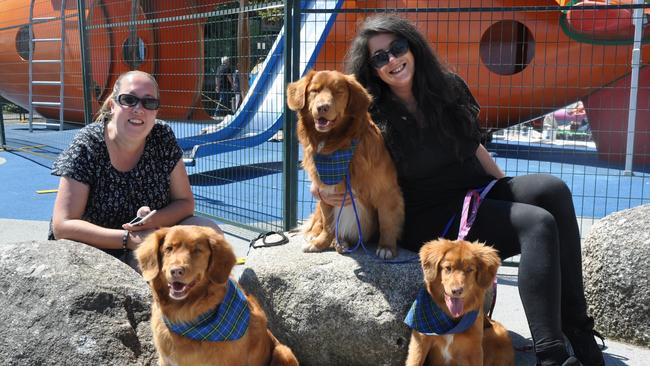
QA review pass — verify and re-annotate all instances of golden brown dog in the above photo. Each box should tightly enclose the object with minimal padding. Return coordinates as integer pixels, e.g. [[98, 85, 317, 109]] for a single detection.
[[406, 239, 514, 366], [136, 225, 299, 366], [287, 70, 404, 259]]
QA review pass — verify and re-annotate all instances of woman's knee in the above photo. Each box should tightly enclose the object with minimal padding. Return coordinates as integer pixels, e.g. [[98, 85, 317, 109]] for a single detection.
[[510, 204, 559, 242], [537, 174, 572, 199], [533, 209, 559, 237], [511, 174, 573, 204]]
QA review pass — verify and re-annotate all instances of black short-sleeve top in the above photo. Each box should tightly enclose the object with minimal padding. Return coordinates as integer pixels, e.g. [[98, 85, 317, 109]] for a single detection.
[[51, 120, 183, 232], [370, 75, 494, 211]]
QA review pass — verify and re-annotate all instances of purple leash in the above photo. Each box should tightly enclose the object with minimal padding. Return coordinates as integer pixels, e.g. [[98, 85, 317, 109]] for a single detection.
[[334, 169, 369, 255]]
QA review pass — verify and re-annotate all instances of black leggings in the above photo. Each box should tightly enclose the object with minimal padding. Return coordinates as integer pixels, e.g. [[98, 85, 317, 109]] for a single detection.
[[404, 174, 590, 354]]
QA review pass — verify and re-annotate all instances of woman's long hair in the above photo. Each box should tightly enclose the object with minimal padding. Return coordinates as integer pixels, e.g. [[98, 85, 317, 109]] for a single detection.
[[344, 15, 478, 149], [94, 70, 160, 123]]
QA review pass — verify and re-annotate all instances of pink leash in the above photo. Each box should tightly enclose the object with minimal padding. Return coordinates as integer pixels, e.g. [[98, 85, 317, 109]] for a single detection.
[[457, 179, 497, 241], [457, 179, 498, 318]]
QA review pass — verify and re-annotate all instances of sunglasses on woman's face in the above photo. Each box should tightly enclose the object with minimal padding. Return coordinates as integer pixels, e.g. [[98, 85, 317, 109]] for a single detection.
[[369, 38, 409, 69], [115, 94, 160, 111]]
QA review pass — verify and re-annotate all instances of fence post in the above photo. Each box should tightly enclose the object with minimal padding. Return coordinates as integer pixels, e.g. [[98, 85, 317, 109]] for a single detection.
[[623, 0, 644, 175], [0, 101, 5, 147], [77, 0, 93, 125], [283, 0, 300, 231]]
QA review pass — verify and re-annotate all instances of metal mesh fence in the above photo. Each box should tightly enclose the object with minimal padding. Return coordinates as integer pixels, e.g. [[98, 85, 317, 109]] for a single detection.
[[1, 0, 649, 240], [297, 1, 650, 240]]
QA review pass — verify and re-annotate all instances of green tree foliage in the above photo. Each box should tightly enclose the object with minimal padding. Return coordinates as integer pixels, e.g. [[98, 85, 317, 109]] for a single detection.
[[0, 97, 27, 113], [250, 0, 282, 23]]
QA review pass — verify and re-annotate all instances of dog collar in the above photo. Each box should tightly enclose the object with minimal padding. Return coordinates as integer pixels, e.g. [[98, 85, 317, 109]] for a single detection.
[[404, 287, 478, 335], [314, 140, 358, 185], [163, 278, 250, 342]]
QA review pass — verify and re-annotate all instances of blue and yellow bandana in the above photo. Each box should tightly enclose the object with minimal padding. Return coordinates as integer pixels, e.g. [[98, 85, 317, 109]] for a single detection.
[[404, 287, 478, 335], [314, 140, 358, 185], [164, 278, 250, 342]]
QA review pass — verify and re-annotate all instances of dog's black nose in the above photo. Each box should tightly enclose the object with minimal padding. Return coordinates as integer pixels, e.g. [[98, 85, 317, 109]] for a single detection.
[[316, 103, 329, 114], [451, 287, 463, 296], [170, 267, 185, 278]]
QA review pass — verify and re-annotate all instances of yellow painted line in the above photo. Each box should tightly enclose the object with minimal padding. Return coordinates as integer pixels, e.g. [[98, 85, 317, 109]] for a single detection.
[[17, 144, 47, 151], [1, 147, 57, 161], [36, 189, 58, 194], [236, 257, 246, 265]]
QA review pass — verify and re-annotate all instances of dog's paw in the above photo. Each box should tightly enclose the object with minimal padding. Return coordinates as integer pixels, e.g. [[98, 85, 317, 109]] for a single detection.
[[302, 241, 324, 253], [376, 247, 396, 260], [334, 241, 350, 254], [303, 233, 315, 242]]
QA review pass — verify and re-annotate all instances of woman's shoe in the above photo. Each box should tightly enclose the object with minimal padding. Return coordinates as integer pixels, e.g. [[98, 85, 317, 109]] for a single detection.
[[561, 356, 583, 366], [536, 346, 580, 366], [564, 317, 606, 366]]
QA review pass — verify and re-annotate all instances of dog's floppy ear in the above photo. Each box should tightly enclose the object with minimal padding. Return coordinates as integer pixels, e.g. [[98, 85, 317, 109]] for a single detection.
[[205, 227, 237, 284], [419, 239, 451, 285], [136, 227, 169, 281], [286, 70, 314, 111], [472, 241, 501, 289], [344, 74, 372, 117]]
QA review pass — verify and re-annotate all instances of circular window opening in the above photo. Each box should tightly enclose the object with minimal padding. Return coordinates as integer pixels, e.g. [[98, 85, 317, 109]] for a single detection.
[[15, 26, 31, 60], [122, 36, 146, 68], [479, 20, 535, 76]]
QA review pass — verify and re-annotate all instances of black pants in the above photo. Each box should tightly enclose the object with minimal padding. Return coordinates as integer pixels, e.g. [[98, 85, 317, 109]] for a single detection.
[[403, 174, 590, 355]]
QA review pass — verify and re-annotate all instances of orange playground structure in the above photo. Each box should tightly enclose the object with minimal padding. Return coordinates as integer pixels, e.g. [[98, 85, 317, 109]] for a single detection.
[[0, 0, 648, 163]]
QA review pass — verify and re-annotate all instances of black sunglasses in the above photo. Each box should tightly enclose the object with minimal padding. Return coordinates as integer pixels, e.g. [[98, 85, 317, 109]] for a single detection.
[[115, 94, 160, 111], [369, 38, 410, 69]]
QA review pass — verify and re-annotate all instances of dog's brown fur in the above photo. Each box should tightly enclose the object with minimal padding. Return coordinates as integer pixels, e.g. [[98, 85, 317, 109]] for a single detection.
[[136, 225, 299, 366], [287, 70, 404, 259], [406, 239, 514, 366]]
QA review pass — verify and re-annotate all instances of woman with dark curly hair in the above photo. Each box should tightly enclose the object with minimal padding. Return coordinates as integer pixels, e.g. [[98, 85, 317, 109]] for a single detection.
[[316, 14, 604, 366]]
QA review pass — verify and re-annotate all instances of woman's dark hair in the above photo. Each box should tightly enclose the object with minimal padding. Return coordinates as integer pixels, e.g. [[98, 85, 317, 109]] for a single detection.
[[344, 15, 479, 149]]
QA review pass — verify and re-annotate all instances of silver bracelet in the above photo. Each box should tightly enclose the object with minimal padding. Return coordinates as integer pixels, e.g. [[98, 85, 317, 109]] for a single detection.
[[122, 230, 129, 253]]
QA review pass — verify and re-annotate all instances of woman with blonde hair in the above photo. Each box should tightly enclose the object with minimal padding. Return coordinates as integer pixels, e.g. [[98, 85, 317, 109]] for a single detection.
[[49, 70, 221, 269]]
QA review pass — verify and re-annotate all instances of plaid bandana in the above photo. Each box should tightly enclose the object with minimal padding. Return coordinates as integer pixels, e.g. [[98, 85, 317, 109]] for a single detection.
[[404, 287, 478, 335], [314, 140, 358, 185], [163, 278, 250, 342]]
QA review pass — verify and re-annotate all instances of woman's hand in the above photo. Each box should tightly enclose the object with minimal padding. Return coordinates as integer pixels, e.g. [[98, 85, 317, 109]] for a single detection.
[[310, 181, 352, 207], [122, 206, 157, 232]]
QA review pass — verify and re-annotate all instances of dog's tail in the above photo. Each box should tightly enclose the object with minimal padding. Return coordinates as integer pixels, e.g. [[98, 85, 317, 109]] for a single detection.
[[267, 329, 299, 366]]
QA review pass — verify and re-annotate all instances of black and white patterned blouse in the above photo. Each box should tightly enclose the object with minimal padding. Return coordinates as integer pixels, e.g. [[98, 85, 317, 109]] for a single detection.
[[49, 120, 183, 254]]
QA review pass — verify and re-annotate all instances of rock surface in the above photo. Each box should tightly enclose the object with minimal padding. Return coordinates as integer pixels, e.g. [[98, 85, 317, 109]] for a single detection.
[[0, 240, 156, 366], [239, 234, 422, 366], [582, 205, 650, 346]]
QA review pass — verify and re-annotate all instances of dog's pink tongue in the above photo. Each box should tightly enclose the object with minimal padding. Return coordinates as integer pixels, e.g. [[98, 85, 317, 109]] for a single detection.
[[445, 295, 464, 318]]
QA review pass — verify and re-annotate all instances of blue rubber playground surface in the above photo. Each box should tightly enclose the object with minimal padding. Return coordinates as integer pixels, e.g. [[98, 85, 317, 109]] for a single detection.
[[0, 150, 60, 221], [2, 121, 650, 225]]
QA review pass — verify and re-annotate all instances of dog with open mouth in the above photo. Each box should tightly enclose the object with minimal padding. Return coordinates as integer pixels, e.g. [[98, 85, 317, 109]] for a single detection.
[[136, 225, 299, 366], [405, 239, 514, 366], [287, 70, 405, 259]]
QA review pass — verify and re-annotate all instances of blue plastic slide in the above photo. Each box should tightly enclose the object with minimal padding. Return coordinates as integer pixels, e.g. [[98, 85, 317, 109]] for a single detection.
[[177, 0, 343, 163]]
